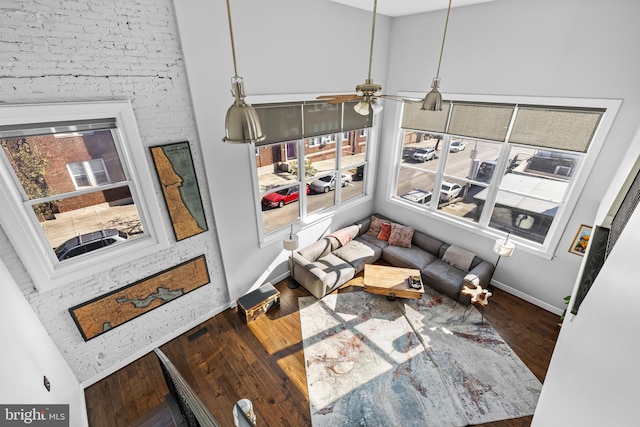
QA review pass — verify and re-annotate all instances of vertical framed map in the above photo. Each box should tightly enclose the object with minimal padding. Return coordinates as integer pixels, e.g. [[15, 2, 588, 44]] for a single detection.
[[150, 141, 208, 241]]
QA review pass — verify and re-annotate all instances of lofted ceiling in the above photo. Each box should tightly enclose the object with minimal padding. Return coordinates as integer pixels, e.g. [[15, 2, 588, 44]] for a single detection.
[[329, 0, 496, 17]]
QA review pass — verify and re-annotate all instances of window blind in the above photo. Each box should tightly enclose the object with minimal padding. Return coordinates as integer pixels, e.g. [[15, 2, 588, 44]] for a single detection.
[[255, 101, 372, 147], [509, 107, 603, 153], [400, 101, 449, 133], [448, 103, 513, 142], [0, 118, 117, 139]]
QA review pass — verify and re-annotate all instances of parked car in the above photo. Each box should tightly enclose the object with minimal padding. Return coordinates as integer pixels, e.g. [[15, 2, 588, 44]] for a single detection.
[[309, 173, 353, 193], [440, 181, 463, 202], [55, 229, 129, 261], [400, 189, 432, 205], [412, 148, 437, 162], [449, 140, 466, 152], [261, 186, 307, 209]]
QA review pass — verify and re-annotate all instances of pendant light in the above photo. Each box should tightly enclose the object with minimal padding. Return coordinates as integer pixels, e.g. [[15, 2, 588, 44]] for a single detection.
[[223, 0, 265, 144], [421, 0, 453, 112]]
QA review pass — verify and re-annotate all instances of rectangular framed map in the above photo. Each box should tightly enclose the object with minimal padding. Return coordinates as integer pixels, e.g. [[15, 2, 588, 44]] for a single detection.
[[150, 141, 208, 241], [69, 255, 210, 341]]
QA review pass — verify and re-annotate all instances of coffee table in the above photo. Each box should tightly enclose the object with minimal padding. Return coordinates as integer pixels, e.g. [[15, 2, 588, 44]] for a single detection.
[[363, 264, 425, 300]]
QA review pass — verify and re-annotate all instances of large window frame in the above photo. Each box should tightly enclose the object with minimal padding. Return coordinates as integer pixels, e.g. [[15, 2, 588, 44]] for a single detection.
[[0, 101, 169, 291], [392, 93, 621, 257], [249, 97, 375, 242]]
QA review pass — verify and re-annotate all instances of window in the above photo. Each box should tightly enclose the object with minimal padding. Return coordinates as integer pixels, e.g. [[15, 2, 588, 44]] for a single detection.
[[0, 101, 168, 291], [253, 100, 372, 236], [67, 158, 111, 189], [395, 98, 617, 253]]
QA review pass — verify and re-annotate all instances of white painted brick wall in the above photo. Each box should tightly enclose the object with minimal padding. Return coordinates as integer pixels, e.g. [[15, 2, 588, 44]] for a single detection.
[[0, 0, 228, 383]]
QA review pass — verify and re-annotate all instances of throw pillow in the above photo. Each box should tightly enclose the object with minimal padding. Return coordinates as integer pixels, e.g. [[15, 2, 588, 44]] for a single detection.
[[388, 223, 415, 248], [442, 245, 476, 271], [366, 215, 385, 237], [377, 222, 392, 241]]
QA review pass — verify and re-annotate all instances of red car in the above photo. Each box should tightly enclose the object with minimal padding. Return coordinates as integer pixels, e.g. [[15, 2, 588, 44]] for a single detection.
[[261, 186, 308, 209]]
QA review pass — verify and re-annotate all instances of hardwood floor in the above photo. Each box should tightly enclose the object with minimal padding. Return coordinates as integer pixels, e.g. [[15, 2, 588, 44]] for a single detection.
[[85, 277, 560, 427]]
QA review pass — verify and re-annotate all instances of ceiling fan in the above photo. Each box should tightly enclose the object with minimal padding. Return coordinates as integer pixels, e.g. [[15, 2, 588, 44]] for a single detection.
[[317, 0, 415, 115]]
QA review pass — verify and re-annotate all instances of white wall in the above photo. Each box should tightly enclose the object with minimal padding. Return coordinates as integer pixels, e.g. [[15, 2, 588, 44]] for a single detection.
[[532, 128, 640, 425], [0, 0, 228, 384], [374, 0, 640, 313], [0, 257, 86, 427], [173, 0, 389, 301]]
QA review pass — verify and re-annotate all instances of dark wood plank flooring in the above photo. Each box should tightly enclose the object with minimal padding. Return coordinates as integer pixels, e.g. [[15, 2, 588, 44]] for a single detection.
[[85, 276, 560, 427]]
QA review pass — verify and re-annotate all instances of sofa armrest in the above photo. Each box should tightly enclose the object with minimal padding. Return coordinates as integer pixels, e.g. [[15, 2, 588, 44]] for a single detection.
[[466, 260, 494, 288], [291, 252, 328, 299]]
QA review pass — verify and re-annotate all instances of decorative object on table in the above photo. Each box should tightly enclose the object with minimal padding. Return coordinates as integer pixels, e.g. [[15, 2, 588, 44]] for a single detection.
[[150, 141, 208, 241], [407, 274, 422, 290], [568, 224, 592, 256], [283, 224, 299, 288], [299, 290, 541, 426], [421, 0, 453, 111], [491, 231, 515, 282], [237, 282, 280, 323], [461, 284, 492, 323], [233, 398, 256, 427], [222, 0, 264, 143], [69, 255, 209, 341]]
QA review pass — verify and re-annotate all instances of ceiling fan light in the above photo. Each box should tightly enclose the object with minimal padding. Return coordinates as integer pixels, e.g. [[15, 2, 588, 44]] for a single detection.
[[421, 77, 443, 111], [354, 100, 371, 116], [371, 100, 384, 114], [223, 77, 265, 144]]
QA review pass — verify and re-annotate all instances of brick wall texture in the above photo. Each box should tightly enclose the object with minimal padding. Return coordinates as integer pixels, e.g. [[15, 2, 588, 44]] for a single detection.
[[0, 0, 228, 383]]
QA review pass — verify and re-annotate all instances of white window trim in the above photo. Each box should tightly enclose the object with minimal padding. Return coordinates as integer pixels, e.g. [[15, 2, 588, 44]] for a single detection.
[[0, 100, 170, 291], [394, 92, 622, 259]]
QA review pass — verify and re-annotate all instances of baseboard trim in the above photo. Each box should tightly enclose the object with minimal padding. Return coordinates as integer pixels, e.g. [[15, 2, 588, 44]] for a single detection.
[[491, 279, 563, 316], [80, 301, 232, 389]]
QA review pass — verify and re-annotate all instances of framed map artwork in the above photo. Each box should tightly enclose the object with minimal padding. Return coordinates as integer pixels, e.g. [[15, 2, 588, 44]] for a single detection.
[[150, 141, 208, 241], [69, 255, 210, 341]]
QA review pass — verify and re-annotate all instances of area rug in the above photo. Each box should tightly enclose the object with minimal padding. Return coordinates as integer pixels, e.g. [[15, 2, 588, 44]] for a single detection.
[[298, 289, 542, 426]]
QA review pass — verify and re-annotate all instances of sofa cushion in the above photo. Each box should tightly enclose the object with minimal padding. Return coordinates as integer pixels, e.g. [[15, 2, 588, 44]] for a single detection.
[[421, 259, 468, 301], [442, 245, 476, 271], [356, 233, 389, 250], [333, 239, 382, 274], [312, 252, 356, 288], [411, 230, 444, 257], [377, 222, 392, 241], [297, 238, 334, 262], [439, 243, 483, 270], [382, 244, 436, 271], [388, 223, 415, 248], [366, 215, 386, 237]]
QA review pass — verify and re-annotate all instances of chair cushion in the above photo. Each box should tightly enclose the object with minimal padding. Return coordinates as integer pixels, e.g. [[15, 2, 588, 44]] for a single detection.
[[312, 253, 356, 289], [297, 238, 334, 262], [356, 233, 389, 250]]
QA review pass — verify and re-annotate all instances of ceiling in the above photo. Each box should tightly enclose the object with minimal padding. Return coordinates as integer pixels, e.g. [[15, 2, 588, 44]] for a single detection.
[[329, 0, 496, 17]]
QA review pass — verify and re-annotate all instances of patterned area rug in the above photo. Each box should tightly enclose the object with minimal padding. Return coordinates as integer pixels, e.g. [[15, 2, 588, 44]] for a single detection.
[[299, 289, 541, 426]]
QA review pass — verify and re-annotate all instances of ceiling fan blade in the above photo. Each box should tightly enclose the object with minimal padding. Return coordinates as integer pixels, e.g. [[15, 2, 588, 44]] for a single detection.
[[316, 94, 363, 104], [378, 94, 423, 103]]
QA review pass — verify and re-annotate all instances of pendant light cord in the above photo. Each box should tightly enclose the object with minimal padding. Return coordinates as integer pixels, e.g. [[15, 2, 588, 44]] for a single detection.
[[434, 0, 452, 80], [226, 0, 239, 78], [366, 0, 377, 81]]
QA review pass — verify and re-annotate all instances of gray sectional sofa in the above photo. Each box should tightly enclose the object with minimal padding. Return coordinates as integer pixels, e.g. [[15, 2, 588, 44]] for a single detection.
[[291, 214, 494, 304]]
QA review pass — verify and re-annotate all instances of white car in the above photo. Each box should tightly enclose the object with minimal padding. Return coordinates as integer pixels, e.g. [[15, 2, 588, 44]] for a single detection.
[[309, 173, 352, 193], [412, 148, 436, 162], [449, 140, 466, 152], [440, 181, 463, 201], [401, 189, 432, 205]]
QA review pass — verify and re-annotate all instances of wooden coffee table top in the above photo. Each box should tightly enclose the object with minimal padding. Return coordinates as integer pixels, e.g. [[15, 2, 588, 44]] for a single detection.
[[363, 264, 425, 299]]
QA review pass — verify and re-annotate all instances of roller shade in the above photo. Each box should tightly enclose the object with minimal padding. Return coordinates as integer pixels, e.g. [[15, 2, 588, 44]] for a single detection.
[[509, 107, 603, 152], [448, 103, 513, 142], [0, 118, 117, 138], [255, 101, 373, 146], [401, 100, 449, 133]]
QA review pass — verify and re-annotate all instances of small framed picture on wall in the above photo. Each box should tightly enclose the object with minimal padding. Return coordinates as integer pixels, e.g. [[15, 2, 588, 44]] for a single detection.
[[569, 224, 592, 256]]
